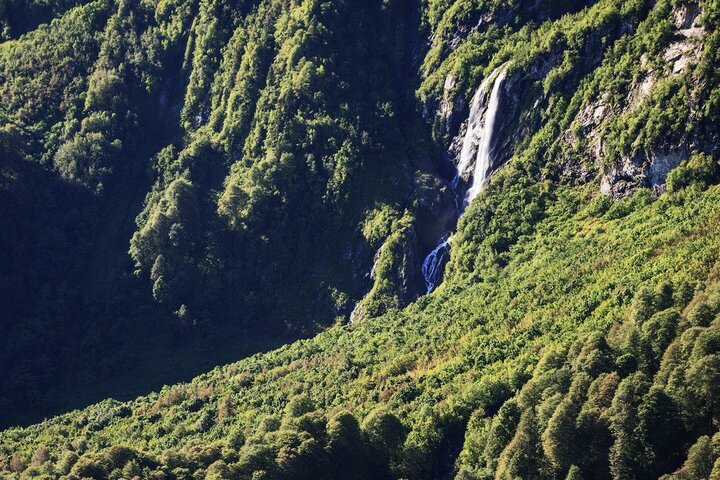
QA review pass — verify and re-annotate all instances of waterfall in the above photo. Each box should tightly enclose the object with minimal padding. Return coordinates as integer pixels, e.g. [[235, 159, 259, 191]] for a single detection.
[[466, 69, 506, 202], [421, 66, 507, 294], [456, 70, 497, 182], [421, 236, 450, 294]]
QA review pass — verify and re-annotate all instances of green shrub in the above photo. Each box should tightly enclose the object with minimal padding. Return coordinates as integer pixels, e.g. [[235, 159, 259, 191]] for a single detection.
[[667, 153, 719, 193]]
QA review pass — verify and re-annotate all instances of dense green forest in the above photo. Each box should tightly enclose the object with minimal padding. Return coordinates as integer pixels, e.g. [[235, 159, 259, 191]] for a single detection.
[[2, 0, 720, 477]]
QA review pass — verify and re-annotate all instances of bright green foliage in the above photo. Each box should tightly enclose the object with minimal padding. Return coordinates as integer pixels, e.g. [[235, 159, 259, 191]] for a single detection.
[[0, 0, 426, 424], [2, 0, 720, 477], [667, 153, 720, 193], [4, 179, 720, 478]]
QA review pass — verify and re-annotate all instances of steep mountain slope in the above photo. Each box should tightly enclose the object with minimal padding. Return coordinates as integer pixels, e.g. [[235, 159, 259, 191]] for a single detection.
[[2, 0, 720, 478], [0, 0, 435, 425], [3, 176, 720, 479]]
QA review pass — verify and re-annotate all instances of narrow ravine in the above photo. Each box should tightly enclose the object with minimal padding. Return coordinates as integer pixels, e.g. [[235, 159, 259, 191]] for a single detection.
[[422, 66, 508, 293]]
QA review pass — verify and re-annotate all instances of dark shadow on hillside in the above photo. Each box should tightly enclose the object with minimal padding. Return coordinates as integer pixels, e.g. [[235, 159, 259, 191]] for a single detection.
[[0, 147, 296, 429], [2, 327, 290, 429]]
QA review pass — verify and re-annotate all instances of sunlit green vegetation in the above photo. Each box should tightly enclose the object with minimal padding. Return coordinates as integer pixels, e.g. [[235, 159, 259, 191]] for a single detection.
[[2, 0, 720, 477], [3, 169, 720, 479]]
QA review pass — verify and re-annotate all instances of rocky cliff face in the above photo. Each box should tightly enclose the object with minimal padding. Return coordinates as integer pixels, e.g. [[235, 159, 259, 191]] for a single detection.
[[273, 0, 720, 317], [423, 0, 719, 202], [565, 1, 718, 198]]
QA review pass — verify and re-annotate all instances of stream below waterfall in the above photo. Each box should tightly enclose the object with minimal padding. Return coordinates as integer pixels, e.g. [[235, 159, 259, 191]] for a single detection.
[[421, 67, 507, 293]]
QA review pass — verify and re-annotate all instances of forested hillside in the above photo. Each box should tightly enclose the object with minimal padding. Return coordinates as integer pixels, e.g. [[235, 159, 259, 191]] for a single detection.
[[2, 0, 720, 478], [1, 0, 434, 425]]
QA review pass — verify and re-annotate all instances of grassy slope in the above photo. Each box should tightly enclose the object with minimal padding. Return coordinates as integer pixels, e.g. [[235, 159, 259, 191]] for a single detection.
[[2, 0, 720, 477], [2, 180, 719, 473]]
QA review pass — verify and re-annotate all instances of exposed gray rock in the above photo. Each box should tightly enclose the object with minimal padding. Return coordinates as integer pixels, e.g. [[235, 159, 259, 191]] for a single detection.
[[627, 74, 656, 108], [435, 73, 465, 141], [663, 40, 698, 74], [662, 2, 704, 74], [439, 73, 457, 118], [600, 145, 690, 198], [648, 149, 688, 189], [563, 2, 709, 197], [600, 155, 646, 198], [675, 2, 703, 37], [449, 55, 558, 174]]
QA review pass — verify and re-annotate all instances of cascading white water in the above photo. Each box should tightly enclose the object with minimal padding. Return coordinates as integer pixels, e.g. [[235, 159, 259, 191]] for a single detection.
[[421, 236, 449, 293], [455, 69, 498, 183], [466, 69, 506, 202], [422, 67, 507, 294]]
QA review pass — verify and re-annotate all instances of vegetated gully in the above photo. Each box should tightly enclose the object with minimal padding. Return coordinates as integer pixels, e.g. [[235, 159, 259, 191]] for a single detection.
[[422, 66, 508, 293]]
